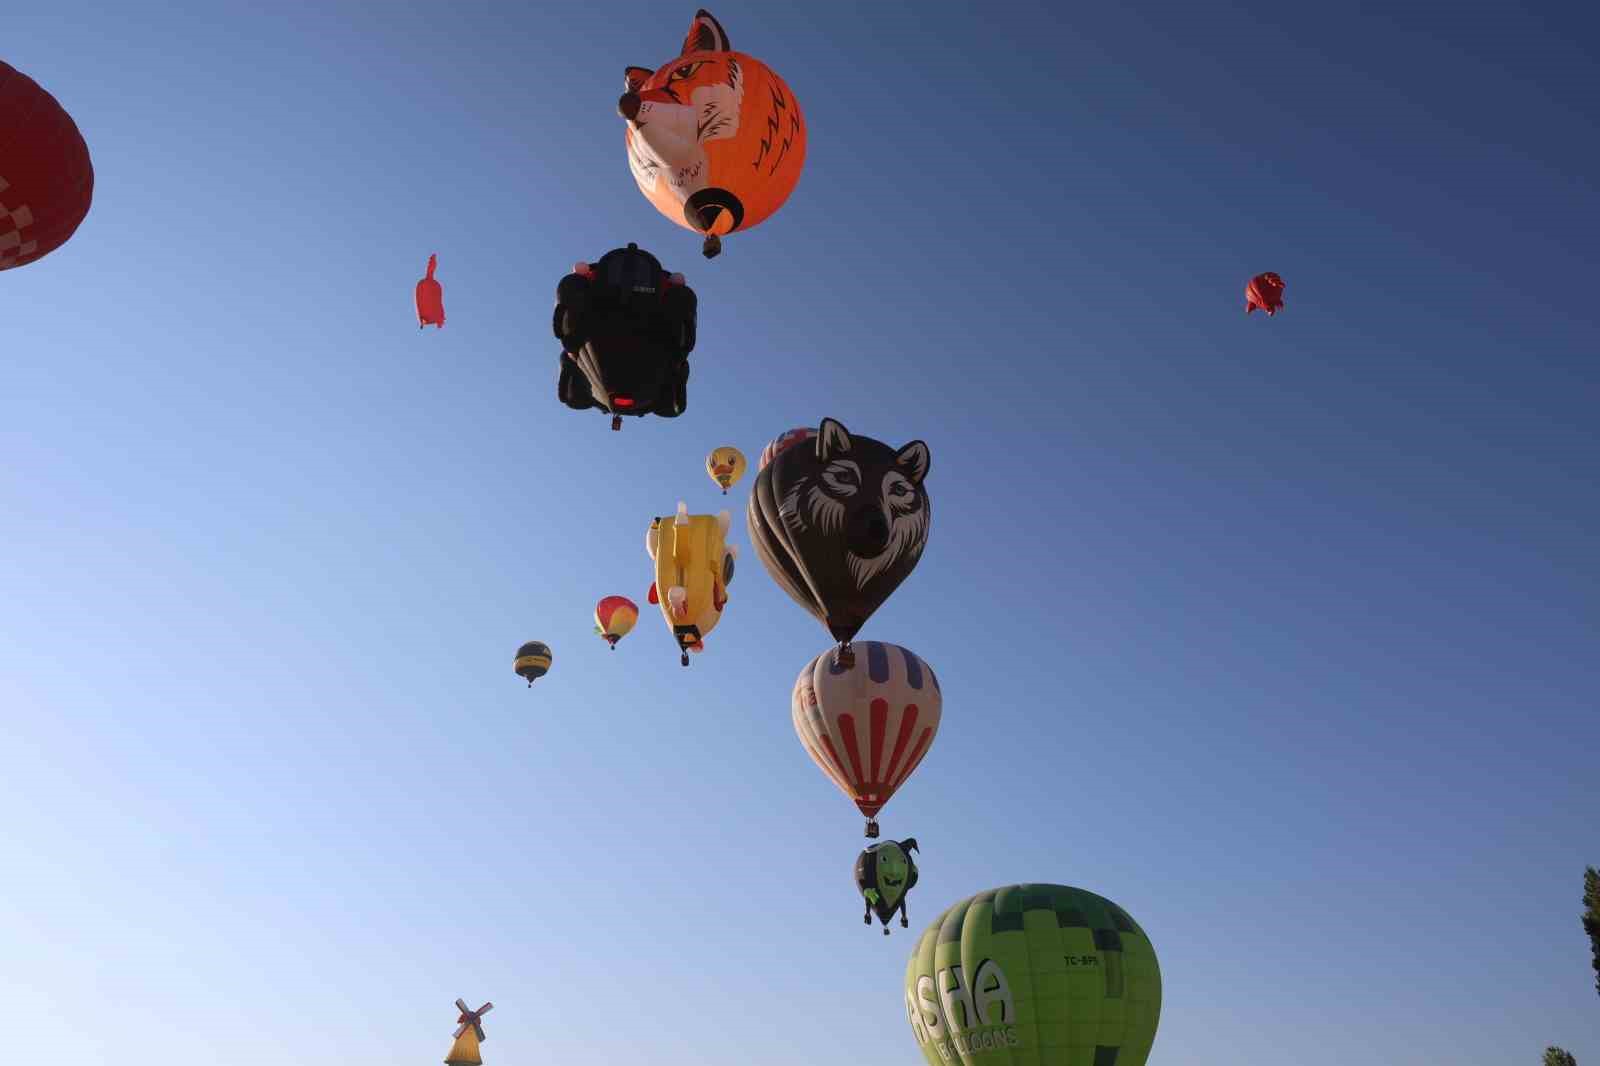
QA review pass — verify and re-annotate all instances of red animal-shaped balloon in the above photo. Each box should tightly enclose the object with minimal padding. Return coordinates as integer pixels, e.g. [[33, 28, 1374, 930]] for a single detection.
[[416, 254, 445, 329], [1246, 272, 1285, 316], [0, 61, 94, 272]]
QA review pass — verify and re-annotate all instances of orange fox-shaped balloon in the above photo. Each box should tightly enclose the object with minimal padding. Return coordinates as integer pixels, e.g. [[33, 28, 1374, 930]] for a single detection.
[[416, 253, 445, 328], [618, 10, 806, 259]]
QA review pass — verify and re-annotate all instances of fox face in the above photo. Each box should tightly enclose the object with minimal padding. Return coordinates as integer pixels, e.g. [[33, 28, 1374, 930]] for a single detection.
[[778, 419, 932, 592], [624, 55, 742, 203]]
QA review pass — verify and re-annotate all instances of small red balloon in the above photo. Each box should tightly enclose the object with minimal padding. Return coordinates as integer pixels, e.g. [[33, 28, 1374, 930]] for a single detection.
[[416, 253, 445, 328], [1246, 272, 1285, 316], [0, 61, 94, 272]]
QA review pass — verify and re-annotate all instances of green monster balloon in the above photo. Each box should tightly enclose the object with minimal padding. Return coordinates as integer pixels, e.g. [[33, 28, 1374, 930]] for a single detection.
[[904, 884, 1161, 1066], [856, 838, 919, 934]]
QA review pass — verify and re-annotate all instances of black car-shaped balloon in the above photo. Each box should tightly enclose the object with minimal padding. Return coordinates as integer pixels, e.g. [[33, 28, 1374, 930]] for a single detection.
[[554, 243, 696, 431]]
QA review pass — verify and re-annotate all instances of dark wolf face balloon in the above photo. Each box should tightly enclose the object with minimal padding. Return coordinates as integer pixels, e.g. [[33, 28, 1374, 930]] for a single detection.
[[856, 838, 919, 932], [746, 419, 931, 644]]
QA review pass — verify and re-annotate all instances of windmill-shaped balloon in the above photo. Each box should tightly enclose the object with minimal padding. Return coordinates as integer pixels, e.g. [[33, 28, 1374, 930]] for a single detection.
[[444, 999, 493, 1066]]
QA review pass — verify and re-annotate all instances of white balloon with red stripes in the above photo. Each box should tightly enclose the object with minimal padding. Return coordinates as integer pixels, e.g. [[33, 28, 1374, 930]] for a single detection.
[[791, 641, 941, 838]]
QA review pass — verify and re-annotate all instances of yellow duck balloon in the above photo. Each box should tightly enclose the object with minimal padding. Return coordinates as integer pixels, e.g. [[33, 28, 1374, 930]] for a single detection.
[[705, 446, 747, 494], [646, 502, 737, 665]]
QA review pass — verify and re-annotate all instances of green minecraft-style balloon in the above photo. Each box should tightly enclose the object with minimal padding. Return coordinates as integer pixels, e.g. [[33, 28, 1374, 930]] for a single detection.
[[904, 884, 1161, 1066]]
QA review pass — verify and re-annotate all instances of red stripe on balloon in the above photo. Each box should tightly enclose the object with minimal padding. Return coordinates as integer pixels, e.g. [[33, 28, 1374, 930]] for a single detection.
[[816, 734, 850, 783], [879, 703, 919, 789], [837, 713, 867, 792], [890, 728, 934, 792], [869, 698, 888, 783]]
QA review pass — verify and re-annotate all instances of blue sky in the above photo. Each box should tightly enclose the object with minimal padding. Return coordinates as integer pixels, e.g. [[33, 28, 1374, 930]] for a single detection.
[[3, 2, 1596, 1063]]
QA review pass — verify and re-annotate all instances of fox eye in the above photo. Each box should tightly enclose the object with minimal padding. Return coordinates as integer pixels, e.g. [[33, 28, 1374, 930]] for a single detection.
[[669, 61, 707, 81]]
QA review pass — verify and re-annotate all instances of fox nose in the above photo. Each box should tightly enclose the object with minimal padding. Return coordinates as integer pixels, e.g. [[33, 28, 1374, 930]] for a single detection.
[[618, 92, 642, 121]]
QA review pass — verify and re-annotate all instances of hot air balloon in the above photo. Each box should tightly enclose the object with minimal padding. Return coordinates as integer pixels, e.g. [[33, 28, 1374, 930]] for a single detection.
[[619, 9, 806, 259], [0, 61, 94, 272], [416, 253, 445, 328], [554, 243, 697, 430], [513, 641, 552, 685], [444, 999, 492, 1066], [792, 641, 940, 838], [1246, 271, 1285, 315], [905, 885, 1162, 1066], [594, 595, 639, 649], [758, 426, 814, 471], [645, 502, 736, 665], [706, 446, 746, 494], [748, 419, 931, 665], [857, 838, 919, 934]]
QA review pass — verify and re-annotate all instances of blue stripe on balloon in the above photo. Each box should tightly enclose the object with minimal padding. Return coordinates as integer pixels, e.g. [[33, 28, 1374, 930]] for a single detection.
[[867, 641, 890, 682], [900, 645, 924, 690]]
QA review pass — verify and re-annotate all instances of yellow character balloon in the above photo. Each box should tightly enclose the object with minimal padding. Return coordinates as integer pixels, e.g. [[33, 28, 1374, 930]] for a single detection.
[[619, 10, 806, 259], [645, 502, 737, 665], [705, 446, 747, 494]]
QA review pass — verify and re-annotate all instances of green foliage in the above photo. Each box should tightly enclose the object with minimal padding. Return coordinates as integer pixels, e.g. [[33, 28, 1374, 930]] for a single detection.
[[1544, 1048, 1577, 1066], [1585, 866, 1600, 999]]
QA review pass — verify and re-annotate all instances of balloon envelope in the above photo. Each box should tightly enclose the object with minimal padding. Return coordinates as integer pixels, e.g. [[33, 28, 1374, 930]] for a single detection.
[[514, 641, 552, 684], [748, 418, 931, 644], [555, 244, 696, 425], [792, 641, 940, 822], [706, 446, 747, 493], [594, 595, 639, 646], [620, 10, 805, 256], [0, 61, 94, 272], [1246, 271, 1285, 315], [416, 253, 444, 327], [757, 426, 813, 471], [646, 504, 735, 662], [905, 884, 1162, 1066]]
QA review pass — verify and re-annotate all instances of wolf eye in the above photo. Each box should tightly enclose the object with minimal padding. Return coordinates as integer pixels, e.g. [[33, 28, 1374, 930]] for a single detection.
[[669, 61, 707, 81]]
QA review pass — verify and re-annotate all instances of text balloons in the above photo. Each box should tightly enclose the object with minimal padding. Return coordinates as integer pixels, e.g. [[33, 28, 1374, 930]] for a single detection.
[[905, 884, 1162, 1066]]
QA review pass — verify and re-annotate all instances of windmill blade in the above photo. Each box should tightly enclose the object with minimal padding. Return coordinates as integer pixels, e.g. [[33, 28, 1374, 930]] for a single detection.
[[473, 1023, 486, 1041], [453, 1022, 470, 1038], [455, 998, 469, 1015], [475, 1002, 494, 1016]]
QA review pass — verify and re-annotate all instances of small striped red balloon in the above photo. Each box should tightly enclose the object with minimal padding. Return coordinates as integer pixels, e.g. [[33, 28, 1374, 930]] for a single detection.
[[792, 641, 941, 820], [0, 61, 93, 272], [758, 426, 815, 471]]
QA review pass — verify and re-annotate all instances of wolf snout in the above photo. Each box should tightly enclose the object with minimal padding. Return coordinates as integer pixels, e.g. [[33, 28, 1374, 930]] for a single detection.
[[847, 507, 892, 558], [618, 92, 642, 121]]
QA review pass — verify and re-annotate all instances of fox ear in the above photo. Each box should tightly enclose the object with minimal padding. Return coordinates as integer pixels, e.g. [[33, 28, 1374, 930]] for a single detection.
[[816, 418, 852, 462], [625, 66, 653, 93], [895, 440, 930, 484], [681, 9, 730, 54]]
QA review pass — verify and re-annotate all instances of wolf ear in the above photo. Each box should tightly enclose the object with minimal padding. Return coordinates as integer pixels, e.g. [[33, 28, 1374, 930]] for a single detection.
[[816, 418, 852, 462], [625, 66, 653, 93], [681, 9, 730, 54], [895, 440, 930, 484]]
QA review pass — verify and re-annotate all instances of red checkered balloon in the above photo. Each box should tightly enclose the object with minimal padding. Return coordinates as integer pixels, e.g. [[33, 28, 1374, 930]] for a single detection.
[[1, 61, 94, 272]]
